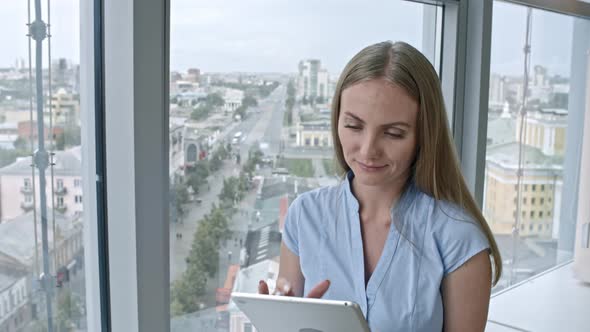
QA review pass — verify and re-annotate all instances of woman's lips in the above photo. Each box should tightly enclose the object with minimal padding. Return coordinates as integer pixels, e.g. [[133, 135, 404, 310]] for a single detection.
[[356, 161, 387, 172]]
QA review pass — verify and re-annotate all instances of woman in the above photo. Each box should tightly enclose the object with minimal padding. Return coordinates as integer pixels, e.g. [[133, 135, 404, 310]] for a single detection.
[[259, 41, 502, 331]]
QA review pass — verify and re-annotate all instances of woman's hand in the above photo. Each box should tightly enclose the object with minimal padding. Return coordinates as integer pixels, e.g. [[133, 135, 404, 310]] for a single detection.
[[258, 278, 331, 298]]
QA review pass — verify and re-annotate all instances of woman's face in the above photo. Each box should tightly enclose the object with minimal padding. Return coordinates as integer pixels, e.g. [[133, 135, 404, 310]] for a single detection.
[[338, 79, 419, 188]]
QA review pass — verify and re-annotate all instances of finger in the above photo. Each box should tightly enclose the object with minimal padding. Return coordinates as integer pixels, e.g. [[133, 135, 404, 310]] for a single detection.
[[258, 280, 269, 295], [306, 280, 330, 298]]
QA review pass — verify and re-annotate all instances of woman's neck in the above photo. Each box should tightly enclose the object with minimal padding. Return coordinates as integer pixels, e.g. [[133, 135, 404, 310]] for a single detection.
[[351, 175, 409, 224]]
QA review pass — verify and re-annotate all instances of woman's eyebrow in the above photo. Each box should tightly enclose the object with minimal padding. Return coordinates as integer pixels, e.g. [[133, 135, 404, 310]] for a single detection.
[[343, 111, 410, 128], [343, 111, 364, 123]]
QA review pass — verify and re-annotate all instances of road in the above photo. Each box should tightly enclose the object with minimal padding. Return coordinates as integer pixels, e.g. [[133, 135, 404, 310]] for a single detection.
[[170, 85, 288, 283]]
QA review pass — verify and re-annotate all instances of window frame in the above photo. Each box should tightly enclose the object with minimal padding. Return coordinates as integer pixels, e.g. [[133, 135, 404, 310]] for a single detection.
[[80, 0, 111, 330], [97, 0, 590, 330], [102, 0, 170, 331]]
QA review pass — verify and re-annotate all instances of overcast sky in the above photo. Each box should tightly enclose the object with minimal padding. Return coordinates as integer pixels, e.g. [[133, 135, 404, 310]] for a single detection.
[[0, 0, 577, 77]]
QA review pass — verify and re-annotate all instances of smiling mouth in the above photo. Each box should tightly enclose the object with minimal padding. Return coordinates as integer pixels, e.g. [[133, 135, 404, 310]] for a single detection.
[[356, 161, 387, 170]]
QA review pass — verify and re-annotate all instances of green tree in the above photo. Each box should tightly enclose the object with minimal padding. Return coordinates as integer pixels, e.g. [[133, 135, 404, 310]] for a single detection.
[[57, 289, 82, 331], [236, 106, 246, 119], [191, 104, 212, 120], [242, 95, 258, 108], [174, 181, 189, 218], [206, 93, 225, 107], [171, 266, 208, 315], [209, 153, 222, 172], [0, 148, 29, 168], [219, 177, 240, 206], [13, 136, 28, 150]]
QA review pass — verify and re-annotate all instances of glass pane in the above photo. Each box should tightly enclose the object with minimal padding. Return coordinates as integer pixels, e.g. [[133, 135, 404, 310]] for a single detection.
[[0, 1, 88, 331], [484, 1, 589, 292], [168, 0, 442, 330]]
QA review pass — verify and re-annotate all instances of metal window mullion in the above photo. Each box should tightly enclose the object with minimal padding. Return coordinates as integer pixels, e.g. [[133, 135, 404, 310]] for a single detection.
[[28, 0, 56, 330], [46, 0, 58, 277], [445, 0, 493, 206], [26, 0, 41, 281]]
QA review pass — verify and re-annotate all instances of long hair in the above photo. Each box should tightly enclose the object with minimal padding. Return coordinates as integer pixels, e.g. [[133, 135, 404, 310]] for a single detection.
[[330, 41, 502, 285]]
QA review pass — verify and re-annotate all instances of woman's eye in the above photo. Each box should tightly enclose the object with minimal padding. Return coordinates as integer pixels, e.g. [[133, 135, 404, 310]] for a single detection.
[[344, 124, 361, 130], [386, 132, 404, 139]]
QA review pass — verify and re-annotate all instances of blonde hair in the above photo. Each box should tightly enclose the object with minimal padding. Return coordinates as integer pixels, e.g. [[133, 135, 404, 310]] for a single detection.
[[330, 41, 502, 285]]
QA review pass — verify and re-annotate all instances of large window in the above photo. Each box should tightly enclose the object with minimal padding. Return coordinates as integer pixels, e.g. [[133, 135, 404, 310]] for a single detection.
[[0, 1, 90, 331], [168, 1, 442, 330], [484, 1, 590, 291]]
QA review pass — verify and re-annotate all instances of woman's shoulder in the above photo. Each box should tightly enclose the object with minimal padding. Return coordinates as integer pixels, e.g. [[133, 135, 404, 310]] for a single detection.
[[410, 192, 490, 275], [409, 190, 485, 241]]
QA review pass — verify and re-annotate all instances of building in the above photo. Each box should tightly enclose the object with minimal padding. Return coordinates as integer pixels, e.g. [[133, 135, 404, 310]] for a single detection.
[[170, 118, 185, 178], [489, 73, 507, 109], [297, 59, 329, 103], [186, 68, 201, 84], [46, 89, 81, 127], [516, 108, 568, 157], [485, 92, 568, 239], [295, 122, 332, 148], [17, 121, 64, 149], [222, 89, 244, 114], [0, 210, 84, 275], [0, 123, 18, 150], [228, 259, 279, 332], [0, 271, 29, 332], [484, 142, 562, 238], [0, 211, 83, 332], [0, 147, 82, 222]]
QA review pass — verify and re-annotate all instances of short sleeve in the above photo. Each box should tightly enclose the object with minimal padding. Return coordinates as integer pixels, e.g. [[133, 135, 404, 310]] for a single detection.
[[281, 196, 301, 256], [438, 218, 490, 276]]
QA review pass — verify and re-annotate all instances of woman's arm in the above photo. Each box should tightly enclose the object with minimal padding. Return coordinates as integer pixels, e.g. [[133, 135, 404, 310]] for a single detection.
[[258, 242, 330, 298], [277, 242, 306, 297], [441, 250, 492, 332]]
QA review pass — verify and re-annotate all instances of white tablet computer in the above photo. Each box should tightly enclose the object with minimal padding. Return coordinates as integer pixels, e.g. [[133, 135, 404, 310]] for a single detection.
[[231, 292, 370, 332]]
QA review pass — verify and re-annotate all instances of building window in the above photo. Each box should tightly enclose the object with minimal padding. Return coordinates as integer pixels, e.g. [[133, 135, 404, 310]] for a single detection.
[[531, 198, 535, 205], [529, 224, 534, 231], [538, 224, 542, 231], [57, 179, 64, 190], [24, 178, 31, 188], [25, 195, 33, 203], [539, 211, 543, 218], [74, 179, 81, 187], [523, 197, 527, 204], [75, 195, 83, 204], [532, 184, 536, 191], [530, 211, 535, 218], [57, 197, 64, 207], [541, 184, 545, 191], [524, 184, 528, 191], [540, 198, 544, 205], [548, 211, 552, 217]]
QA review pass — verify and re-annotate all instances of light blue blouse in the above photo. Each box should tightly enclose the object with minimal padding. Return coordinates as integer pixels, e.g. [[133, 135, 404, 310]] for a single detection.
[[282, 171, 490, 332]]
